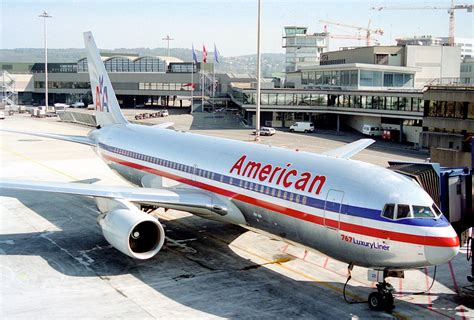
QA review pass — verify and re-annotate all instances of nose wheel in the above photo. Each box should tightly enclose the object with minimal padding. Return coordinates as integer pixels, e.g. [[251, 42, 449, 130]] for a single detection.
[[368, 281, 394, 311]]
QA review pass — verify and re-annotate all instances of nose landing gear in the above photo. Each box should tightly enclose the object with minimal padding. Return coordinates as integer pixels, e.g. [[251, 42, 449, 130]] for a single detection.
[[368, 281, 394, 311]]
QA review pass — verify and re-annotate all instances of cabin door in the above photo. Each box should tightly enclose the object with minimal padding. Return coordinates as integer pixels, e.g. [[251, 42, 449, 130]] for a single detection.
[[324, 189, 344, 229]]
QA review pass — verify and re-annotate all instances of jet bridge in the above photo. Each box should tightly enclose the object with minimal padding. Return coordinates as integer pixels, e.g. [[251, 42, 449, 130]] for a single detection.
[[388, 161, 473, 245]]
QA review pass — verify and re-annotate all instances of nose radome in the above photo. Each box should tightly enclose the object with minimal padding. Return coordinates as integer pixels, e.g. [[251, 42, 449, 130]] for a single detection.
[[424, 244, 460, 265]]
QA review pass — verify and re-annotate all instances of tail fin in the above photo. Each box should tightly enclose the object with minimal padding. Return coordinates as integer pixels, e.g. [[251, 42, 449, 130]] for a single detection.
[[83, 32, 128, 127]]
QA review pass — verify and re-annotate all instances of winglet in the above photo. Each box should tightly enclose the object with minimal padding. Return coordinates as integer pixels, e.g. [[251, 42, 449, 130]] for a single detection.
[[322, 139, 375, 159], [83, 31, 128, 127]]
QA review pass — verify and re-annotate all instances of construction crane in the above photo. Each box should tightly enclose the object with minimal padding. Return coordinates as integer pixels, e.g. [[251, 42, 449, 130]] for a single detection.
[[319, 19, 384, 46], [321, 25, 379, 48], [372, 1, 473, 46]]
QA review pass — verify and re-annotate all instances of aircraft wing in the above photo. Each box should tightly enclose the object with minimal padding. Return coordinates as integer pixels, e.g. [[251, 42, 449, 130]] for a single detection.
[[0, 129, 95, 146], [0, 179, 228, 216], [322, 138, 375, 159], [153, 122, 175, 129]]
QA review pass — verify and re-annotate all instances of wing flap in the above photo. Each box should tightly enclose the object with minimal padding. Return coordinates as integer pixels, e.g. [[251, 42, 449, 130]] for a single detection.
[[322, 138, 375, 159]]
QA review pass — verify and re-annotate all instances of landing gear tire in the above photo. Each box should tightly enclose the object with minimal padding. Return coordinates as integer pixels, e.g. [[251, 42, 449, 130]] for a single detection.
[[368, 281, 395, 311], [368, 292, 383, 311], [384, 292, 394, 310]]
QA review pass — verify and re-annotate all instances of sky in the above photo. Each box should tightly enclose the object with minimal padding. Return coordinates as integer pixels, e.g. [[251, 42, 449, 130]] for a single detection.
[[1, 0, 473, 56]]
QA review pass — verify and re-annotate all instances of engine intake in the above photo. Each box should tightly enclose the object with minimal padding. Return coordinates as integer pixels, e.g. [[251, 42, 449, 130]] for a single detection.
[[99, 208, 165, 259]]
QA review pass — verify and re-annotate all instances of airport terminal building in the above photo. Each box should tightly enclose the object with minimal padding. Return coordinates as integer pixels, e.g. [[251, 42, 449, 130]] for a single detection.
[[1, 43, 472, 166], [1, 54, 254, 109]]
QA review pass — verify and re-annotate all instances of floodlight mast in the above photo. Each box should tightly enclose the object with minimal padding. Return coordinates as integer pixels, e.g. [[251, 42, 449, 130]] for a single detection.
[[255, 0, 261, 142], [38, 11, 52, 111]]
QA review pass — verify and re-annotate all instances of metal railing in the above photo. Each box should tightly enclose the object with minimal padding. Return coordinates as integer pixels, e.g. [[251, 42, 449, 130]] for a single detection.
[[425, 77, 474, 87], [58, 110, 97, 127], [1, 71, 18, 107]]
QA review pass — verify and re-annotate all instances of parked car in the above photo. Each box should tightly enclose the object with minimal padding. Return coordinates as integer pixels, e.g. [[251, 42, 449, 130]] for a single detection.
[[289, 122, 314, 133], [54, 103, 70, 108], [362, 125, 382, 137], [160, 109, 169, 117], [253, 127, 276, 136], [0, 111, 5, 119], [71, 101, 85, 108]]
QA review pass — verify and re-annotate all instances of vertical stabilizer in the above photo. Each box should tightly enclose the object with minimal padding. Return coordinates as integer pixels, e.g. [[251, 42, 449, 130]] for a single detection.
[[83, 32, 127, 127]]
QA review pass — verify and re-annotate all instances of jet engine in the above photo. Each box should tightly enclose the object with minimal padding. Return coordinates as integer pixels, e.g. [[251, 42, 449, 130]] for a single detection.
[[98, 208, 165, 259]]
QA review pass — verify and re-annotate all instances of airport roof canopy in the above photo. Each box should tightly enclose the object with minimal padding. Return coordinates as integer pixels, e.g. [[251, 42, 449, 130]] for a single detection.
[[77, 54, 183, 73]]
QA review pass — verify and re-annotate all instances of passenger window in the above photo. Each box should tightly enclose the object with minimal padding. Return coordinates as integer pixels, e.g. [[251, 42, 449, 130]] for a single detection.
[[382, 204, 395, 219], [397, 204, 411, 219], [413, 206, 435, 218]]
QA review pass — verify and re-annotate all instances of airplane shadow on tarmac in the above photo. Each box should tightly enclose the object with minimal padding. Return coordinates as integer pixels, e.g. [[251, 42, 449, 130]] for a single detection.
[[0, 189, 469, 318]]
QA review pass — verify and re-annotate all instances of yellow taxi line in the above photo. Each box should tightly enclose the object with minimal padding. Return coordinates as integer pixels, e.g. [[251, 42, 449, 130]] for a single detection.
[[1, 145, 79, 181], [156, 211, 409, 319]]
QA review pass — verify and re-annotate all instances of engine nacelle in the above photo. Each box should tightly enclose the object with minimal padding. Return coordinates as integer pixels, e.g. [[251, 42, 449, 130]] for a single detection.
[[98, 208, 165, 259]]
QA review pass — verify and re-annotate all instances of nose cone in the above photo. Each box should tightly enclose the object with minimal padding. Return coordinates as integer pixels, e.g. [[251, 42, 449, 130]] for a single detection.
[[425, 245, 459, 265]]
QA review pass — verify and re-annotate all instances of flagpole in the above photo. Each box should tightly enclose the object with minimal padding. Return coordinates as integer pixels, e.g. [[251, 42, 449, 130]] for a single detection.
[[212, 65, 215, 109], [191, 61, 194, 114], [201, 67, 204, 112], [255, 0, 261, 142], [212, 44, 216, 110]]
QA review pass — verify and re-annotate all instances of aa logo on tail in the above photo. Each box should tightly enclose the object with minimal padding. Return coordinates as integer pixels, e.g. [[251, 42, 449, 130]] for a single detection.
[[95, 75, 109, 112]]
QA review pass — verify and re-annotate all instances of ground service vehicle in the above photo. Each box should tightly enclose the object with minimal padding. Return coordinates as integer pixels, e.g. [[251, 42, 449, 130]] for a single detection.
[[289, 122, 314, 133], [362, 125, 382, 136], [253, 127, 276, 136]]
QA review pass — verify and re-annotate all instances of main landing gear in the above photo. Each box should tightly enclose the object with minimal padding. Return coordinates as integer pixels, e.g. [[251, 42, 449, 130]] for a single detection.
[[368, 281, 394, 311], [343, 265, 401, 312]]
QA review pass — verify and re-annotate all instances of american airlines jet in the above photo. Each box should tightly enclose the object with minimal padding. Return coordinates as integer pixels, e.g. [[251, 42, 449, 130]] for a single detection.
[[0, 32, 460, 311]]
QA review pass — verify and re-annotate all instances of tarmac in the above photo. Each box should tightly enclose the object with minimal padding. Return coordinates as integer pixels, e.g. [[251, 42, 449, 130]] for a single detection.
[[0, 113, 473, 319]]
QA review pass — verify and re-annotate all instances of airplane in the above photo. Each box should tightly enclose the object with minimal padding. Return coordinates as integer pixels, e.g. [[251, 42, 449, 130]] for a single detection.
[[0, 32, 460, 311]]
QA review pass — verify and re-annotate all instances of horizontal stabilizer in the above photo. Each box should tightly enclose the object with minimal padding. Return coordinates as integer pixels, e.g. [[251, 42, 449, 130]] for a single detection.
[[0, 129, 95, 146], [322, 138, 375, 159]]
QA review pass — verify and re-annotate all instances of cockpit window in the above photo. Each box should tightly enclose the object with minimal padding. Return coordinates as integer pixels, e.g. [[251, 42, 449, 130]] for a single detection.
[[413, 205, 436, 218], [432, 204, 442, 216], [382, 204, 395, 219], [382, 203, 441, 220], [396, 204, 411, 219]]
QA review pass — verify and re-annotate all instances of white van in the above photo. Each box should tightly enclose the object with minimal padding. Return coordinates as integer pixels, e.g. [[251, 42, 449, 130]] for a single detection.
[[289, 122, 315, 133], [71, 101, 85, 108], [362, 125, 382, 136]]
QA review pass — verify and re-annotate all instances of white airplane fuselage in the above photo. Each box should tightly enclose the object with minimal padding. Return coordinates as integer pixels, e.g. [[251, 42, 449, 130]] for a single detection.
[[89, 123, 459, 270]]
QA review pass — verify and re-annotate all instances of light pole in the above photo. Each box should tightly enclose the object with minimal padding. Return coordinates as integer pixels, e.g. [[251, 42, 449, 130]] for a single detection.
[[38, 11, 52, 111], [255, 0, 261, 142], [162, 35, 174, 58]]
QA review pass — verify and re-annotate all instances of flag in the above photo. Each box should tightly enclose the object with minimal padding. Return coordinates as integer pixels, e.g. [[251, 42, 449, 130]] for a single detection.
[[202, 45, 207, 63], [214, 44, 220, 63], [182, 83, 196, 89], [192, 44, 198, 64]]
